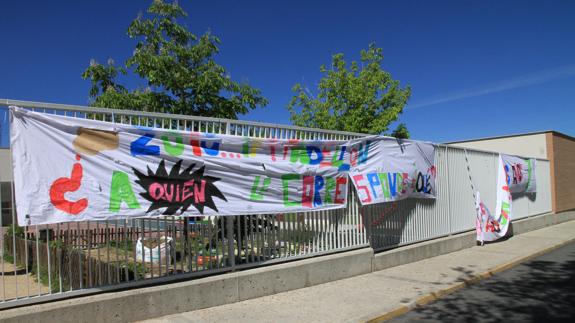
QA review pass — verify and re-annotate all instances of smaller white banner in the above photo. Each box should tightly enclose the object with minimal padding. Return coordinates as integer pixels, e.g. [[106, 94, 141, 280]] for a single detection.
[[475, 192, 507, 243], [476, 155, 512, 242], [349, 137, 436, 205], [501, 154, 536, 194]]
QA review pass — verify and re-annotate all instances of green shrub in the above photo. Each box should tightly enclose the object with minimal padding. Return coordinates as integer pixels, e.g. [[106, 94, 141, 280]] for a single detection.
[[3, 224, 25, 239]]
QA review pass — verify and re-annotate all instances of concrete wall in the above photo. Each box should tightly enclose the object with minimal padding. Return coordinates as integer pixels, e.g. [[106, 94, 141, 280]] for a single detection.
[[0, 248, 374, 322], [550, 133, 575, 212], [449, 133, 548, 159]]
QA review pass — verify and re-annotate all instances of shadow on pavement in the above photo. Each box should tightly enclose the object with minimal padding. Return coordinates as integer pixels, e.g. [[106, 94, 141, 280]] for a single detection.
[[393, 248, 575, 322]]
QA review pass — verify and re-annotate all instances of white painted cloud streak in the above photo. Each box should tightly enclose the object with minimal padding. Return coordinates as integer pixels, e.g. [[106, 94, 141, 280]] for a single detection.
[[408, 64, 575, 109]]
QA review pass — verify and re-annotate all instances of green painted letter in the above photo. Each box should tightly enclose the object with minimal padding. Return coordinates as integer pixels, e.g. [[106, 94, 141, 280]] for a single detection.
[[109, 171, 141, 212], [281, 174, 301, 206], [250, 176, 271, 201], [162, 132, 184, 156]]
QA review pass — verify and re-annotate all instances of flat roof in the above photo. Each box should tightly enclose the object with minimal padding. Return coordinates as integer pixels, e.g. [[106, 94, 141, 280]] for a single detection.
[[446, 130, 575, 144]]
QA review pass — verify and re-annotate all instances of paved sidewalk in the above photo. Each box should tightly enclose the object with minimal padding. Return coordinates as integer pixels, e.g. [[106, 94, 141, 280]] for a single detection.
[[140, 219, 575, 323]]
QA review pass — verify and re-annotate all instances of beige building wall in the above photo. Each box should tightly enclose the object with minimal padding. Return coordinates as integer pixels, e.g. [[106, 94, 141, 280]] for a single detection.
[[450, 131, 575, 214], [449, 133, 548, 159], [0, 149, 12, 182], [0, 148, 13, 225]]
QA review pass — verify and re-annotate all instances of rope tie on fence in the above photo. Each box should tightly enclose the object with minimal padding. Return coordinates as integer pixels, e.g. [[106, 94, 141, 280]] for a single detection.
[[463, 149, 484, 245], [463, 149, 477, 201]]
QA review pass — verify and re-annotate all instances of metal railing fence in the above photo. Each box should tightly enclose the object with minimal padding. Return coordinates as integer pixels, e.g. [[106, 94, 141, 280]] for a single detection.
[[0, 99, 552, 308], [0, 100, 369, 308]]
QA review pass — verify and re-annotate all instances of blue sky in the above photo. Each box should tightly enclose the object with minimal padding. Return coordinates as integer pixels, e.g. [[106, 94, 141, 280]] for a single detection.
[[1, 0, 574, 146]]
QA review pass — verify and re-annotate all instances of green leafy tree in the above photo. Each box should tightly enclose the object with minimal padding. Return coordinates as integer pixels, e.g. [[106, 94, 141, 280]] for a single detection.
[[287, 43, 411, 137], [82, 0, 267, 118], [390, 123, 410, 139]]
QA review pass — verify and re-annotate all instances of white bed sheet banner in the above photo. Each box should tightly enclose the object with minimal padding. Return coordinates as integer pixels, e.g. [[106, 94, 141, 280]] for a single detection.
[[476, 154, 536, 243], [349, 137, 436, 205], [10, 107, 354, 225]]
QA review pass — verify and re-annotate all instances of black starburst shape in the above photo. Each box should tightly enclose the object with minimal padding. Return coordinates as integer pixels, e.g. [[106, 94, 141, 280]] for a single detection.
[[133, 159, 227, 215]]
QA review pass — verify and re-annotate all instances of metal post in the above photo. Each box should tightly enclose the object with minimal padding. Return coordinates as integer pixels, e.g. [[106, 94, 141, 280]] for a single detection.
[[445, 146, 452, 234], [224, 121, 235, 269], [45, 224, 52, 293]]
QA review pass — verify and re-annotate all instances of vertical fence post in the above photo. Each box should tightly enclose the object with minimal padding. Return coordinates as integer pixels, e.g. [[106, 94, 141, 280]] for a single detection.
[[224, 121, 236, 270], [364, 205, 372, 249], [445, 146, 453, 235], [9, 145, 19, 298], [226, 217, 235, 269]]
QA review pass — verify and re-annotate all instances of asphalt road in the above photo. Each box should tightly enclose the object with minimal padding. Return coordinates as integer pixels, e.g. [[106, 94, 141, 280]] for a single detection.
[[389, 240, 575, 323]]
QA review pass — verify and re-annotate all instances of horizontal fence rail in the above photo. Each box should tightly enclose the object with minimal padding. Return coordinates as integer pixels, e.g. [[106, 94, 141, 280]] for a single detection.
[[0, 99, 552, 308]]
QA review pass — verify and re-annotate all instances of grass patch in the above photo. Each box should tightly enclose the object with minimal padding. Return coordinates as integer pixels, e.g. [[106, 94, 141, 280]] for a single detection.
[[2, 250, 15, 264]]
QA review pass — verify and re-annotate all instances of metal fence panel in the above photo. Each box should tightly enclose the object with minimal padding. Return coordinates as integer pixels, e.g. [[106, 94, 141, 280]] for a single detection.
[[446, 148, 478, 233], [368, 145, 552, 252], [366, 146, 451, 250], [512, 191, 529, 220], [527, 160, 552, 217]]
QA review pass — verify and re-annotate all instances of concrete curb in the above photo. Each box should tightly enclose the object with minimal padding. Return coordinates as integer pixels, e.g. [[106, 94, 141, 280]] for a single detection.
[[372, 231, 476, 272], [364, 236, 575, 323]]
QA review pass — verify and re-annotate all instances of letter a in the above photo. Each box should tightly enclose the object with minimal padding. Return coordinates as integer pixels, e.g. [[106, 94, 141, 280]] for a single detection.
[[109, 171, 141, 212]]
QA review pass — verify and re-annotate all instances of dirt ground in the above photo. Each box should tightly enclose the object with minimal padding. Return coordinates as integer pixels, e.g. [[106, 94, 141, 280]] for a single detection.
[[0, 255, 49, 301]]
